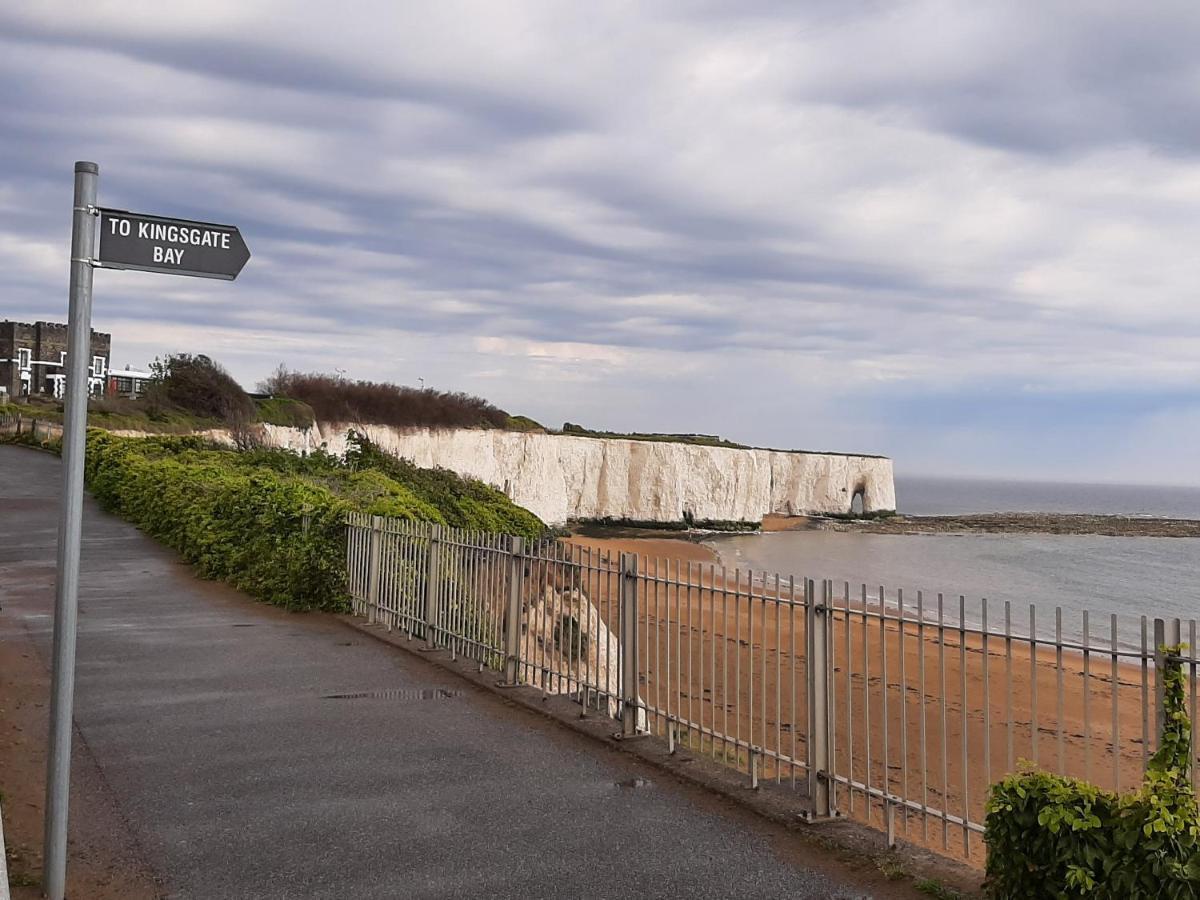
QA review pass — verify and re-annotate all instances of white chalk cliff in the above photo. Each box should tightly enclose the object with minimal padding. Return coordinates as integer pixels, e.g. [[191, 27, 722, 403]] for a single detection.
[[256, 423, 896, 527]]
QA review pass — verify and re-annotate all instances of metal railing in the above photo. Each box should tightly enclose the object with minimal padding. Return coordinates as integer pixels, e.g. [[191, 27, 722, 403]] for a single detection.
[[344, 515, 1199, 864], [345, 514, 635, 725]]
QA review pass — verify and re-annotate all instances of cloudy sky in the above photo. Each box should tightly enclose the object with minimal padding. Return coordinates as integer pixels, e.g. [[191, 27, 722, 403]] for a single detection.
[[4, 2, 1200, 484]]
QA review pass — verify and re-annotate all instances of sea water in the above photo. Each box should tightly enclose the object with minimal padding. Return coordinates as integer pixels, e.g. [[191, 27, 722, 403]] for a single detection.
[[707, 477, 1200, 646]]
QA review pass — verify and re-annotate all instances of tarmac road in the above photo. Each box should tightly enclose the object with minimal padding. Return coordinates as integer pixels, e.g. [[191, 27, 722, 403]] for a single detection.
[[0, 444, 892, 899]]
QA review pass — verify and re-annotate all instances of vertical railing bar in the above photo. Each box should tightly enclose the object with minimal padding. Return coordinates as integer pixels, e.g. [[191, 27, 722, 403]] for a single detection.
[[879, 584, 889, 823], [918, 589, 927, 841], [806, 580, 816, 816], [664, 556, 672, 736], [691, 564, 700, 748], [1141, 615, 1149, 771], [568, 544, 581, 696], [560, 540, 570, 700], [678, 560, 685, 736], [750, 569, 757, 773], [654, 557, 662, 734], [763, 580, 772, 787], [897, 587, 907, 835], [939, 592, 948, 850], [701, 562, 708, 757], [458, 530, 469, 658], [959, 594, 969, 858], [862, 584, 872, 825], [1030, 605, 1039, 768], [776, 573, 783, 783], [619, 552, 640, 737], [1192, 620, 1198, 792], [381, 529, 392, 631], [560, 540, 570, 690], [982, 597, 991, 790], [826, 579, 836, 812], [534, 541, 545, 694], [790, 576, 797, 786], [378, 519, 386, 626], [711, 563, 718, 761], [573, 543, 584, 707], [729, 573, 739, 772], [394, 522, 403, 630], [1190, 619, 1198, 790], [1083, 609, 1091, 784], [1111, 614, 1119, 792], [845, 581, 854, 812], [1055, 607, 1064, 774], [460, 531, 471, 657], [1005, 600, 1014, 774], [723, 565, 730, 763], [452, 531, 464, 659], [503, 534, 524, 685], [492, 533, 503, 665], [608, 545, 618, 714]]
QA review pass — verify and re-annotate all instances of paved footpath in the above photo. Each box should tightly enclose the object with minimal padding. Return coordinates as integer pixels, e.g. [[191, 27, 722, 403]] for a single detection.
[[0, 445, 888, 899]]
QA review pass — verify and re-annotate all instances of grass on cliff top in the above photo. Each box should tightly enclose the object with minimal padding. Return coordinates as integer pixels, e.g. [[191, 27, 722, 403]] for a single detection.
[[556, 421, 889, 459], [0, 396, 315, 433]]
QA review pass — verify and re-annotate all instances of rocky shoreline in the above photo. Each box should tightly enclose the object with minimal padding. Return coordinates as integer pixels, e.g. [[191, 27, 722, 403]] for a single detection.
[[812, 512, 1200, 538]]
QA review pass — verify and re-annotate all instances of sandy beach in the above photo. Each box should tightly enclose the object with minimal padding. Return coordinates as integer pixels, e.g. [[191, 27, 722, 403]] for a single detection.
[[563, 530, 1177, 865]]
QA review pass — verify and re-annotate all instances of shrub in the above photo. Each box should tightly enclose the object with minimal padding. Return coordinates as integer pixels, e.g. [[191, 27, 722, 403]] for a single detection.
[[80, 432, 547, 611], [344, 431, 544, 541], [84, 431, 349, 610], [263, 368, 508, 429], [985, 647, 1200, 898], [149, 353, 255, 423]]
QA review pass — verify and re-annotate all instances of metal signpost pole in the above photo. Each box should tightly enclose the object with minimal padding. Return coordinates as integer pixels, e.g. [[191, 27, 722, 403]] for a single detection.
[[43, 161, 99, 900]]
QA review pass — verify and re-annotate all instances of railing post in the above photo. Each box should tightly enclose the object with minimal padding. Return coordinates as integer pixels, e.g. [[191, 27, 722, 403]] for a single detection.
[[503, 535, 525, 685], [807, 578, 831, 818], [366, 516, 383, 625], [1154, 617, 1182, 748], [619, 552, 642, 737], [424, 524, 442, 647]]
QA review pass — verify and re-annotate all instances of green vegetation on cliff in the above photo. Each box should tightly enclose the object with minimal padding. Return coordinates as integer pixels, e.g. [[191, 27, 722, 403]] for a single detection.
[[71, 431, 546, 611]]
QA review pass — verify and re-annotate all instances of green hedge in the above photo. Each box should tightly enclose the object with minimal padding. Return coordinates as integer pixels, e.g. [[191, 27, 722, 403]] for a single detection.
[[344, 431, 545, 540], [985, 647, 1200, 898], [82, 431, 546, 612]]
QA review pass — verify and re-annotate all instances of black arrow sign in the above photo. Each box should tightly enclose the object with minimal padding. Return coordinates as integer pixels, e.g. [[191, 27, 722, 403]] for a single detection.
[[97, 208, 250, 280]]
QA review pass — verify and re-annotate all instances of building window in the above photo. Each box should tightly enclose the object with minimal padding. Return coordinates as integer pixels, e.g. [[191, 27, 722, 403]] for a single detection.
[[92, 356, 106, 377], [17, 348, 31, 370]]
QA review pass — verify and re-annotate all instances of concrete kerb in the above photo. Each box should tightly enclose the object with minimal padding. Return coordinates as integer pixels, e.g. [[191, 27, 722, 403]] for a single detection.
[[335, 614, 984, 898]]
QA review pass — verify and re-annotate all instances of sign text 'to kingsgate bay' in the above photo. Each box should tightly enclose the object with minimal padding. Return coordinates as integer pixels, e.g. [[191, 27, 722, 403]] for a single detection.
[[97, 208, 251, 280]]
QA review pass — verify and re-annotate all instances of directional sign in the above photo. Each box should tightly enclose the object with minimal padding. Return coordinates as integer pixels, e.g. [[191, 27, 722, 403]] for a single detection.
[[97, 208, 250, 280]]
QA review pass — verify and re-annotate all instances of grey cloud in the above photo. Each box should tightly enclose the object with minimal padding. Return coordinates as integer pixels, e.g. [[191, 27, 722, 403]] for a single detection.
[[789, 3, 1200, 157], [3, 2, 1200, 481]]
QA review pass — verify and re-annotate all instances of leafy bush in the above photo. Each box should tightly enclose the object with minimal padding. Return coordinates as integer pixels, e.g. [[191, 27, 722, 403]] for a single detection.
[[985, 647, 1200, 898], [84, 431, 348, 610], [82, 432, 546, 611], [149, 353, 255, 423], [263, 368, 508, 429], [344, 431, 544, 540]]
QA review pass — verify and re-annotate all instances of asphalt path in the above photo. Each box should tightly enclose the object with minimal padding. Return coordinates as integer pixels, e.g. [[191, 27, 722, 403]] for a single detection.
[[0, 445, 880, 899]]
